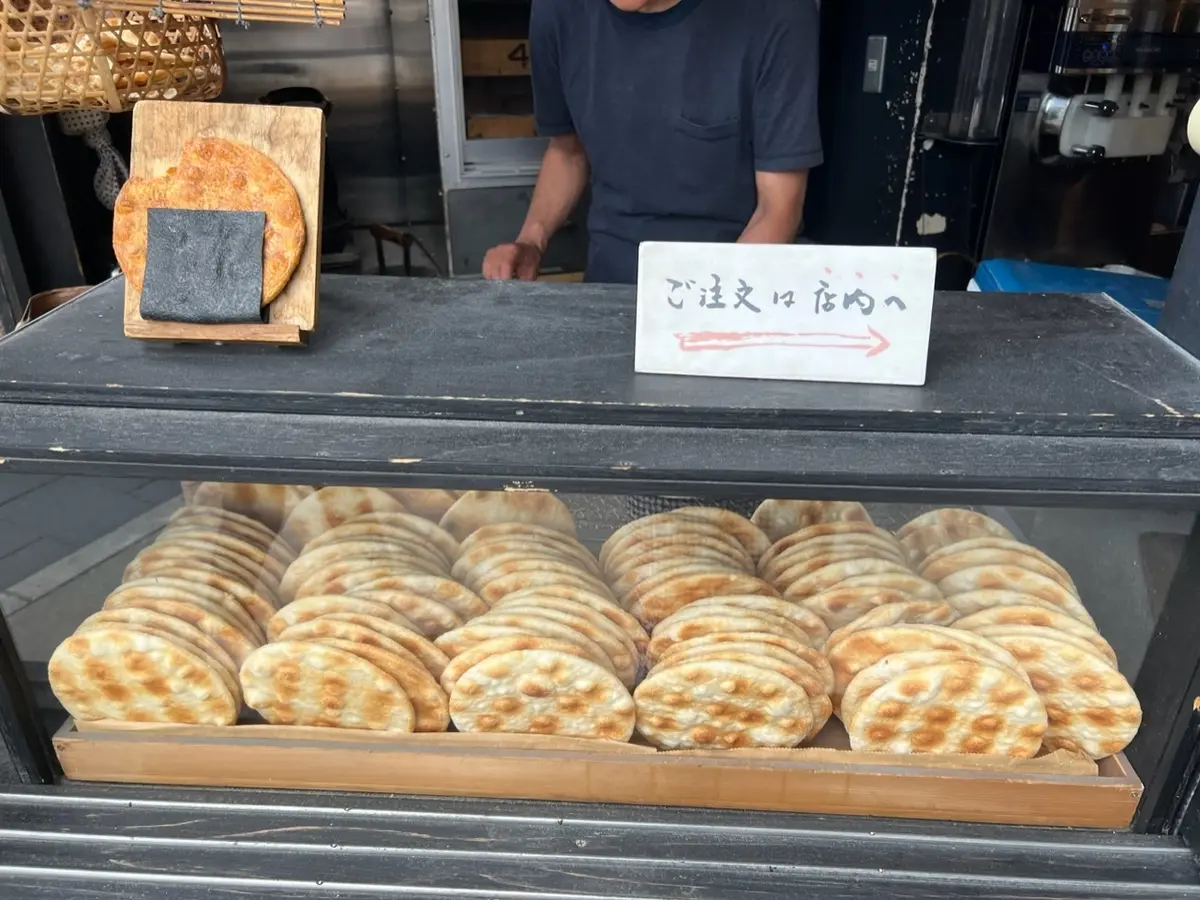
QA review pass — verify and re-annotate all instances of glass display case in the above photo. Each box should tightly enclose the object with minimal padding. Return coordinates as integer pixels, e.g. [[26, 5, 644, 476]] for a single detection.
[[1, 275, 1200, 896]]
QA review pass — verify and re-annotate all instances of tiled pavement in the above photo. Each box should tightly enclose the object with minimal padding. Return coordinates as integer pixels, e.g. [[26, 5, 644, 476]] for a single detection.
[[0, 474, 182, 662]]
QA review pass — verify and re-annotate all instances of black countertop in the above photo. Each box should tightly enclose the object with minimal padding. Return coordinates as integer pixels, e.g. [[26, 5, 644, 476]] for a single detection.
[[1, 275, 1199, 437]]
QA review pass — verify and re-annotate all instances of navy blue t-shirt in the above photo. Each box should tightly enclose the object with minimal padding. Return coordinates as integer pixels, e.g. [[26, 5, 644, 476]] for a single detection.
[[530, 0, 822, 284]]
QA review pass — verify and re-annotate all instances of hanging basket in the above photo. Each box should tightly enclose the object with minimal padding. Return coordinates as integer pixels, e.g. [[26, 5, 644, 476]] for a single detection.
[[1, 1, 225, 115]]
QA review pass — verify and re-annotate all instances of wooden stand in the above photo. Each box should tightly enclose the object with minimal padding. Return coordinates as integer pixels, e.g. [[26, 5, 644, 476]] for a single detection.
[[54, 719, 1144, 828], [123, 101, 325, 346]]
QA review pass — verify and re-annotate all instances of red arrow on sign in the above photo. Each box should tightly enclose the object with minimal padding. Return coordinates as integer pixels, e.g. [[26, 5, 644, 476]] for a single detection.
[[674, 327, 890, 357]]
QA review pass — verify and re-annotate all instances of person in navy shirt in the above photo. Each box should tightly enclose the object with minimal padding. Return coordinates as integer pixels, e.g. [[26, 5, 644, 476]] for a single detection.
[[482, 0, 822, 285]]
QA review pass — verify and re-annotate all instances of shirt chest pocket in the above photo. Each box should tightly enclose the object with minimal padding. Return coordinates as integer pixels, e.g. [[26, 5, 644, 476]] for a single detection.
[[669, 114, 750, 200]]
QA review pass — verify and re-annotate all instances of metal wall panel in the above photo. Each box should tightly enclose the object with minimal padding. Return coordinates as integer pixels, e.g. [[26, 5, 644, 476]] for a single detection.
[[218, 0, 441, 225]]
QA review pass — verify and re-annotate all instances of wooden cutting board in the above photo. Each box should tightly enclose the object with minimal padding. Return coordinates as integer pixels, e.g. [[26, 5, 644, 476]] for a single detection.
[[124, 100, 325, 344]]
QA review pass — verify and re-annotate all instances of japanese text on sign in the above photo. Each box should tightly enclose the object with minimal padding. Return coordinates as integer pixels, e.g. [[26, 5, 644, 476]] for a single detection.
[[635, 242, 936, 385]]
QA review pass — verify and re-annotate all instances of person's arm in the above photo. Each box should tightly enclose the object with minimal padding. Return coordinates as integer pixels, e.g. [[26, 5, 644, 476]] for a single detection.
[[739, 170, 809, 244], [738, 0, 822, 245], [515, 134, 590, 255]]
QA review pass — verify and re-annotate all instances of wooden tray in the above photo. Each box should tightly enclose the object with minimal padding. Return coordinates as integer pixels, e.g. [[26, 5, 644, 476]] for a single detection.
[[54, 719, 1144, 828], [123, 101, 325, 346]]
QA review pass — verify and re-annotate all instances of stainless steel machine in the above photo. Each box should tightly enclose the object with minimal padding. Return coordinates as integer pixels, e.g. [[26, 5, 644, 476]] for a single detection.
[[984, 0, 1200, 267]]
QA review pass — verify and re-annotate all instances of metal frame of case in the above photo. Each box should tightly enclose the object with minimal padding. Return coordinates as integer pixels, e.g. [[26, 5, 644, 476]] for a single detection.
[[1, 276, 1200, 894], [430, 0, 546, 192]]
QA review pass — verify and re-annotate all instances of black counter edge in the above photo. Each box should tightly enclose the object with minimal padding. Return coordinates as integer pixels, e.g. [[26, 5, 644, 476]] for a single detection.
[[0, 784, 1197, 899], [3, 402, 1200, 504]]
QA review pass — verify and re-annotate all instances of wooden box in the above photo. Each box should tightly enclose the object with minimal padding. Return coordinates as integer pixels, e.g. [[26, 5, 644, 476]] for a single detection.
[[54, 719, 1143, 828], [460, 38, 532, 77]]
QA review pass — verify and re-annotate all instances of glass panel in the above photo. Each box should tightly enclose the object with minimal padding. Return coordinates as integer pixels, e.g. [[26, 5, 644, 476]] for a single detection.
[[0, 471, 1185, 824]]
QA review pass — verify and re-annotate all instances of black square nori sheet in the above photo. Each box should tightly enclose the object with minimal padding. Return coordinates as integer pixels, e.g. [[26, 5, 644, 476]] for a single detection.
[[140, 208, 266, 324]]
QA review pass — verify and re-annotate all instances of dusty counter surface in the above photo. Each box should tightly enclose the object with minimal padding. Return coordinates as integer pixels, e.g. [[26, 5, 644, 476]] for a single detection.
[[0, 275, 1199, 897]]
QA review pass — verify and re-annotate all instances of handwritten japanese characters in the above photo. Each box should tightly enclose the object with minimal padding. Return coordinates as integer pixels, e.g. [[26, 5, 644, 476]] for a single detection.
[[637, 242, 936, 386]]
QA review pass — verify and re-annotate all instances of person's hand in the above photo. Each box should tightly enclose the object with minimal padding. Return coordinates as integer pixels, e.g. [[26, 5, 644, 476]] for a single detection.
[[482, 241, 543, 280]]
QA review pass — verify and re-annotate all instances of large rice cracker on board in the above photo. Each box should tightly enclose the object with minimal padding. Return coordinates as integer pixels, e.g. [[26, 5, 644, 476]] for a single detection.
[[801, 586, 924, 631], [628, 572, 779, 627], [921, 547, 1078, 595], [978, 629, 1141, 758], [439, 491, 577, 542], [438, 635, 598, 695], [825, 624, 1025, 708], [267, 595, 415, 641], [169, 138, 306, 302], [315, 612, 450, 679], [849, 658, 1046, 756], [50, 627, 237, 725], [495, 602, 638, 687], [240, 641, 415, 732], [681, 594, 831, 647], [659, 637, 835, 693], [449, 649, 634, 740], [953, 606, 1115, 664], [650, 645, 832, 738], [751, 500, 872, 544], [348, 512, 461, 562], [281, 487, 406, 548], [186, 482, 312, 533], [635, 659, 813, 749], [936, 565, 1094, 626], [311, 637, 448, 732]]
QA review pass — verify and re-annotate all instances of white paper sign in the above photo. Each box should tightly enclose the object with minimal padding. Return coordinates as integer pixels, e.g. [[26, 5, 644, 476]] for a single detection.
[[635, 242, 937, 386]]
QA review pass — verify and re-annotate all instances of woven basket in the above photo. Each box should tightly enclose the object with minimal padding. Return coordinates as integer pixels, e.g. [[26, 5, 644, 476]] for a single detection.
[[1, 1, 224, 115]]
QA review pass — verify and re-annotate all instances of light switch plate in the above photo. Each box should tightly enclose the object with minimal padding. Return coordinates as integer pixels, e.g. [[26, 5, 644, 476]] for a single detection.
[[864, 35, 887, 94]]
